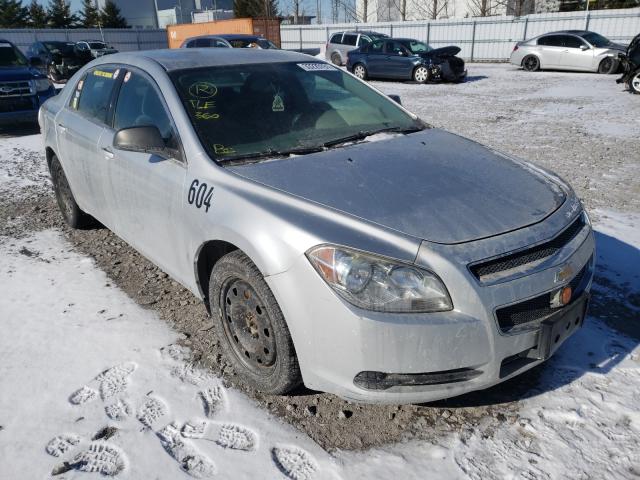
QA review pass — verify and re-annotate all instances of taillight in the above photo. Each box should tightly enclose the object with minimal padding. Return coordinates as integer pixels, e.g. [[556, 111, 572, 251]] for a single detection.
[[513, 44, 519, 52]]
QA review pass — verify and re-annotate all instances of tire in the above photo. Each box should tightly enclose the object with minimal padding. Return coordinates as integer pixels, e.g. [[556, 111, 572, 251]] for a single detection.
[[353, 63, 367, 80], [598, 57, 615, 74], [628, 70, 640, 95], [48, 64, 62, 82], [330, 52, 342, 66], [522, 55, 540, 72], [209, 250, 302, 394], [50, 155, 92, 228], [413, 65, 429, 83]]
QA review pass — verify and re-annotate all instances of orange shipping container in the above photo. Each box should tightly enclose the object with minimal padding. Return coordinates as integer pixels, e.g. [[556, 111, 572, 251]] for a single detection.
[[166, 18, 281, 49]]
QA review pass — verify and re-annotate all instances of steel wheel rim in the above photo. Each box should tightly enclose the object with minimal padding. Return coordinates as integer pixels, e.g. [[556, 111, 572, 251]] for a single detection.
[[53, 163, 74, 220], [415, 67, 428, 82], [524, 56, 538, 71], [220, 278, 277, 373], [354, 65, 365, 78], [632, 72, 640, 92]]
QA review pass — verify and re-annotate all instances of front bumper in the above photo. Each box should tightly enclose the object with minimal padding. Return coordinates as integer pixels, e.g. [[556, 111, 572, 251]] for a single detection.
[[0, 89, 55, 126], [267, 206, 595, 404]]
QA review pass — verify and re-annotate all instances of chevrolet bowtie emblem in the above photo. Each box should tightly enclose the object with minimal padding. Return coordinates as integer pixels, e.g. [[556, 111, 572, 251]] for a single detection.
[[555, 263, 574, 283]]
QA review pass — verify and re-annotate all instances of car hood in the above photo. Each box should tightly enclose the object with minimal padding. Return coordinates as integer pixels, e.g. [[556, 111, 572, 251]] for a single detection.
[[0, 66, 43, 81], [228, 129, 566, 245], [420, 46, 461, 58]]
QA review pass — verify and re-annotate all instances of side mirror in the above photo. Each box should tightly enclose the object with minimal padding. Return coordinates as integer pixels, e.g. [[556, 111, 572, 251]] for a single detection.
[[114, 126, 167, 156], [29, 56, 43, 67], [388, 94, 402, 105], [580, 45, 589, 51]]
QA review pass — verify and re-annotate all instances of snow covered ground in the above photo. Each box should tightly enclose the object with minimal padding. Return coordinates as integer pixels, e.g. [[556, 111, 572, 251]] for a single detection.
[[1, 64, 639, 479]]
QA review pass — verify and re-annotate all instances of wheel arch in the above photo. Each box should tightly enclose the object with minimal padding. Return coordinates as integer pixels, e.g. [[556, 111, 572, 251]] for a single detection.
[[45, 146, 56, 171], [194, 239, 240, 312]]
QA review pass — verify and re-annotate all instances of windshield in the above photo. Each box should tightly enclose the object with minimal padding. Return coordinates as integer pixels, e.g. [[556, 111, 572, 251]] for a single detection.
[[170, 62, 423, 162], [401, 40, 432, 54], [88, 42, 107, 49], [0, 43, 28, 67], [581, 32, 612, 48], [44, 42, 75, 55]]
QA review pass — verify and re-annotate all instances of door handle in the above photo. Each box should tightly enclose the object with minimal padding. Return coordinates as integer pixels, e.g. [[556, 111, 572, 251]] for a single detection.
[[102, 147, 114, 159], [57, 123, 67, 133]]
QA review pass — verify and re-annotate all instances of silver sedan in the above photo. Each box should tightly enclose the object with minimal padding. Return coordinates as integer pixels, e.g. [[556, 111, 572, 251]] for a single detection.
[[510, 30, 624, 74], [40, 49, 594, 404]]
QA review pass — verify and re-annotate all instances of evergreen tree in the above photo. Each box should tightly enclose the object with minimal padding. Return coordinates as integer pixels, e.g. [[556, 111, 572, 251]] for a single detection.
[[47, 0, 76, 28], [78, 0, 100, 27], [100, 0, 128, 28], [234, 0, 279, 18], [27, 0, 48, 28], [0, 0, 29, 28]]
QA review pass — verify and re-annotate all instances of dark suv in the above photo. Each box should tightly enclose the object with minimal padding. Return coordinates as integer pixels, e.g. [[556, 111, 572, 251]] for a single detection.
[[27, 41, 92, 82], [0, 39, 55, 126]]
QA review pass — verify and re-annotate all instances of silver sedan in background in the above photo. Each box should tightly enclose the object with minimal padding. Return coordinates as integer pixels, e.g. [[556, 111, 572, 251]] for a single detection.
[[39, 49, 594, 404], [511, 30, 625, 74]]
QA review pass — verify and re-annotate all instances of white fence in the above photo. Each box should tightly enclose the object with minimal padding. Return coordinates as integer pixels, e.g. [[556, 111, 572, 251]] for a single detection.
[[281, 7, 640, 61], [0, 28, 168, 53]]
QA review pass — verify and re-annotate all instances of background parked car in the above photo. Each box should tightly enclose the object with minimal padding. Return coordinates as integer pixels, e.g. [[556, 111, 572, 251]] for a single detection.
[[347, 38, 466, 84], [325, 30, 389, 66], [217, 34, 278, 49], [617, 32, 640, 94], [180, 35, 232, 48], [75, 40, 118, 59], [0, 39, 55, 126], [27, 41, 91, 82], [511, 30, 624, 74]]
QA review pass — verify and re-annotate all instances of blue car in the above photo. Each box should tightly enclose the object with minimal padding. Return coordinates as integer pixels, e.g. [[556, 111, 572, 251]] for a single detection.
[[346, 38, 467, 84], [1, 39, 55, 126]]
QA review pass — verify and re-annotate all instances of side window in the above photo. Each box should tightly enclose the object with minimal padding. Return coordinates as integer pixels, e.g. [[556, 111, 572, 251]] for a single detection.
[[369, 40, 384, 53], [214, 40, 228, 48], [563, 36, 585, 49], [538, 35, 563, 47], [385, 41, 406, 55], [330, 33, 343, 45], [342, 34, 358, 46], [72, 67, 119, 124], [196, 38, 211, 47], [185, 40, 195, 48], [113, 70, 179, 154], [357, 35, 371, 47]]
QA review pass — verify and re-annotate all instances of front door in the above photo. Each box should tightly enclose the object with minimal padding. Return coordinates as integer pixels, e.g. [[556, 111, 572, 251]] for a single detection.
[[384, 41, 413, 78], [100, 67, 188, 281]]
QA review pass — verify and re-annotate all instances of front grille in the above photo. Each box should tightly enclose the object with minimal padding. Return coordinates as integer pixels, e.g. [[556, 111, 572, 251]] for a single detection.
[[0, 81, 33, 98], [495, 257, 592, 333], [470, 214, 585, 282], [0, 95, 36, 113]]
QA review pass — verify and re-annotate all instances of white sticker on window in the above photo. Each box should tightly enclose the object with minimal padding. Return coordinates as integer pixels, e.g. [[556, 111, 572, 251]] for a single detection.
[[113, 68, 120, 79], [124, 71, 131, 83], [297, 63, 337, 72]]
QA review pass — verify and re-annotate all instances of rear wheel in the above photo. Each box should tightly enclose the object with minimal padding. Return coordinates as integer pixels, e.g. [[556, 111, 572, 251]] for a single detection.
[[330, 52, 342, 66], [209, 250, 302, 394], [353, 63, 367, 80], [522, 55, 540, 72], [628, 70, 640, 94], [598, 57, 615, 74], [50, 155, 92, 228], [413, 65, 429, 83], [47, 64, 62, 82]]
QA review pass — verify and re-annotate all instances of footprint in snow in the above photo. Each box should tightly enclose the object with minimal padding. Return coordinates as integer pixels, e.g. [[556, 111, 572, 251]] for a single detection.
[[272, 446, 318, 480], [45, 434, 81, 457], [49, 440, 127, 477], [105, 398, 132, 421], [157, 422, 216, 478], [199, 385, 226, 418], [137, 395, 168, 429], [180, 419, 258, 451], [96, 362, 137, 400], [69, 386, 98, 405]]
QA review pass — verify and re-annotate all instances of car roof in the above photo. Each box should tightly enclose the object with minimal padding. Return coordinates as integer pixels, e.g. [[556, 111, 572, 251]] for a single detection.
[[217, 34, 263, 40], [185, 35, 227, 40], [99, 48, 316, 72], [541, 30, 591, 36], [333, 30, 387, 36]]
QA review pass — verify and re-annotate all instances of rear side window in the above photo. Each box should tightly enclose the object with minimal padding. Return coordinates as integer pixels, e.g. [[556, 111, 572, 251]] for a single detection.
[[342, 34, 358, 46], [538, 35, 563, 47], [330, 33, 343, 44], [71, 66, 119, 124]]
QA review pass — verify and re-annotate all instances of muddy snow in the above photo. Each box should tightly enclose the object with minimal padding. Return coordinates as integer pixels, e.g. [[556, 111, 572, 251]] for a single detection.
[[1, 63, 639, 479]]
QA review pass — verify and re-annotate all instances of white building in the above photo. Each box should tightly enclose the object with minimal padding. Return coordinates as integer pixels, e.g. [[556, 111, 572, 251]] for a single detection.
[[356, 0, 510, 21], [94, 0, 158, 28]]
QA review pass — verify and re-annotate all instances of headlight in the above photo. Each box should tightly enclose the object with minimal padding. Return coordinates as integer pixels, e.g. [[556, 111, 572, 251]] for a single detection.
[[33, 78, 52, 92], [306, 245, 453, 313]]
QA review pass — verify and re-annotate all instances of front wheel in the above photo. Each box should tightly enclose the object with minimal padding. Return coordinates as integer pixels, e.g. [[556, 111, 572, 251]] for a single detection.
[[209, 251, 302, 394], [353, 63, 367, 80], [598, 57, 616, 74], [48, 64, 62, 82], [522, 55, 540, 72], [413, 65, 429, 83], [628, 70, 640, 94]]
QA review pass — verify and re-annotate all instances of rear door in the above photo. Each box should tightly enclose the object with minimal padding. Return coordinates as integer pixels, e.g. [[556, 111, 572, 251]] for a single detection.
[[364, 40, 386, 76], [99, 67, 187, 279], [55, 65, 120, 218], [559, 35, 594, 71], [340, 33, 358, 59], [537, 35, 564, 67]]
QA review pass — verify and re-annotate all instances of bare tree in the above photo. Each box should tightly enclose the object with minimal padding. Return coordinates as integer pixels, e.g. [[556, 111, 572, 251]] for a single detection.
[[495, 0, 534, 16], [467, 0, 496, 16], [409, 0, 450, 19]]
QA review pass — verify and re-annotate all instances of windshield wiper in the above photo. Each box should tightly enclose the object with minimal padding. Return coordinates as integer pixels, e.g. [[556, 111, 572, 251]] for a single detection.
[[322, 125, 424, 149], [218, 145, 324, 165]]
